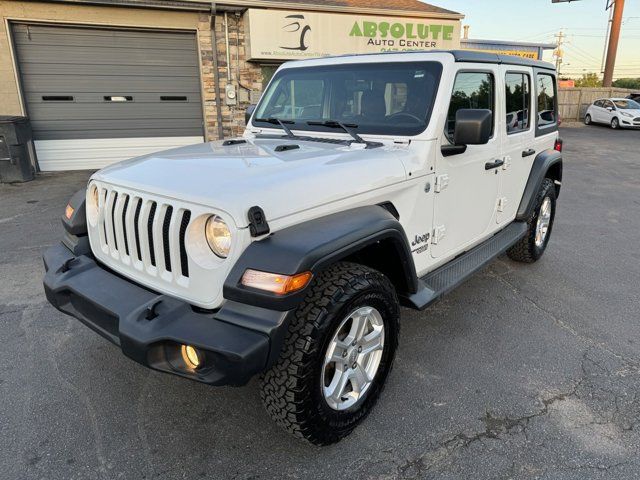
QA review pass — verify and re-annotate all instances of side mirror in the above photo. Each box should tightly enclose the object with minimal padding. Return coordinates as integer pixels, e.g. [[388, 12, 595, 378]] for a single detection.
[[606, 106, 614, 112], [453, 109, 492, 145], [441, 109, 492, 157], [245, 104, 257, 125]]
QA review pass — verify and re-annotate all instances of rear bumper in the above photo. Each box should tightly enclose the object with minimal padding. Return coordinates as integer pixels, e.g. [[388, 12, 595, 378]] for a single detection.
[[43, 243, 291, 386]]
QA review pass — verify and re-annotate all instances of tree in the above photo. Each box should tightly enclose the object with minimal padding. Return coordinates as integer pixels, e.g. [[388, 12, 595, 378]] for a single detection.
[[574, 73, 602, 88], [612, 78, 640, 90]]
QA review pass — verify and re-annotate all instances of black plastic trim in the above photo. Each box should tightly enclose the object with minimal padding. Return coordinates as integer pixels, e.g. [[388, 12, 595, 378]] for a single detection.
[[516, 149, 563, 221], [222, 139, 246, 146], [401, 222, 528, 310], [274, 144, 300, 152], [224, 206, 418, 311], [441, 144, 467, 157], [61, 189, 87, 236], [42, 243, 290, 386], [247, 206, 270, 237]]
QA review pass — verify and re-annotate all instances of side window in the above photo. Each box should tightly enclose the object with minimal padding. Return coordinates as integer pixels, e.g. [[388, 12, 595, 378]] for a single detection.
[[536, 73, 557, 127], [505, 72, 531, 134], [604, 100, 615, 110], [446, 72, 495, 139], [594, 100, 603, 108]]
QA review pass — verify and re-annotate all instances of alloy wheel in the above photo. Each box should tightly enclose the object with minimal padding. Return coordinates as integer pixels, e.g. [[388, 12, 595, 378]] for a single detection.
[[535, 196, 552, 248], [322, 306, 385, 411]]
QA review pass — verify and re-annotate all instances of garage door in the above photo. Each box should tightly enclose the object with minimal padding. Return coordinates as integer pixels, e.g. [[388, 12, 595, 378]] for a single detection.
[[12, 23, 204, 171]]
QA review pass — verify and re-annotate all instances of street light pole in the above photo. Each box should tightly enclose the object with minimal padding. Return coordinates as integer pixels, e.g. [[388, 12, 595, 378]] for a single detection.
[[603, 0, 625, 87]]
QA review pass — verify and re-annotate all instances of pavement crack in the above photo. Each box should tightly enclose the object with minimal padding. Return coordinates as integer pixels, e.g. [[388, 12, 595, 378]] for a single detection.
[[492, 265, 640, 372], [396, 382, 583, 478]]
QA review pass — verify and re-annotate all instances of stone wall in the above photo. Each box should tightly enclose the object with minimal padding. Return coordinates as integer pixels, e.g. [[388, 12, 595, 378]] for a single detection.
[[198, 12, 265, 140]]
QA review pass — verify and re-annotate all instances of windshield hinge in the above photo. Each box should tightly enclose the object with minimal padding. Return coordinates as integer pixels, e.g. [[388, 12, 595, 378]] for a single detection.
[[432, 225, 446, 245], [434, 174, 449, 193]]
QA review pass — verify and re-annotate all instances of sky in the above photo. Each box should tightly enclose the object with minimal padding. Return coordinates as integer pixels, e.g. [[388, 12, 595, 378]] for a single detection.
[[429, 0, 640, 79]]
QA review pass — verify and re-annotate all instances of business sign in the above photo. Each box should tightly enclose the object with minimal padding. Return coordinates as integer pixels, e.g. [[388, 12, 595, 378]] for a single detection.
[[471, 48, 540, 60], [245, 9, 461, 61]]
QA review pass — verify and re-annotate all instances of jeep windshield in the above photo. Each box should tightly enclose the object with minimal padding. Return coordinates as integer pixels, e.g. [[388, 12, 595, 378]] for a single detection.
[[252, 61, 443, 137]]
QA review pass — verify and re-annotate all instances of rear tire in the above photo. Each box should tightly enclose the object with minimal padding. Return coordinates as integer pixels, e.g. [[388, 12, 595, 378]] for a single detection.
[[611, 117, 620, 129], [584, 114, 592, 125], [507, 178, 557, 263], [260, 262, 399, 445]]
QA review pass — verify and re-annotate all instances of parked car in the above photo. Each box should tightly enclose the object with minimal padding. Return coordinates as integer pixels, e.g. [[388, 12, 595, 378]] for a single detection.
[[626, 92, 640, 103], [585, 98, 640, 129], [43, 51, 563, 445]]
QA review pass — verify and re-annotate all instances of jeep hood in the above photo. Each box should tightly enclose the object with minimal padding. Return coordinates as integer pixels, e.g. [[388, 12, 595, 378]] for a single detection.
[[92, 137, 409, 228]]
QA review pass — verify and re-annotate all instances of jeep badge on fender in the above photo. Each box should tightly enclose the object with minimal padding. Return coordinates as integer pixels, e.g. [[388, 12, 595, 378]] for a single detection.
[[43, 51, 562, 445]]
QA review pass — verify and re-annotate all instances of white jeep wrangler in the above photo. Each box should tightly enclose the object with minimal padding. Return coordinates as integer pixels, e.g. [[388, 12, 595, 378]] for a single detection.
[[44, 50, 562, 445]]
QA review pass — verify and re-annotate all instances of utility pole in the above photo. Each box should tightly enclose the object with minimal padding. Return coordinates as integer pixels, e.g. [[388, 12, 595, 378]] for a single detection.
[[603, 0, 625, 87], [553, 31, 565, 75]]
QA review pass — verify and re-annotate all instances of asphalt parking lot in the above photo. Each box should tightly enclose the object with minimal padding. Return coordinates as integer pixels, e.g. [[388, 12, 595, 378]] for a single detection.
[[1, 124, 639, 479]]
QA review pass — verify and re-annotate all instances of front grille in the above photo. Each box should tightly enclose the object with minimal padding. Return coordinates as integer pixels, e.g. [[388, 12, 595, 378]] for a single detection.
[[98, 186, 192, 280]]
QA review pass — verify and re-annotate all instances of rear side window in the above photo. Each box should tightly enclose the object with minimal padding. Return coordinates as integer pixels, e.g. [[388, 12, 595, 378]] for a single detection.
[[446, 72, 495, 140], [536, 73, 557, 128], [505, 72, 531, 134], [594, 100, 604, 108]]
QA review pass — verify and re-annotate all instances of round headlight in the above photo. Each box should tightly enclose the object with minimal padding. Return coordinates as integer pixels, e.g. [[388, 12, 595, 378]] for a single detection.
[[205, 215, 231, 258], [86, 183, 99, 226]]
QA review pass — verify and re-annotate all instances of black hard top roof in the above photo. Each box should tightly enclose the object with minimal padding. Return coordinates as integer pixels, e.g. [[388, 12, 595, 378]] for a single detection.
[[447, 50, 556, 70], [308, 49, 556, 71]]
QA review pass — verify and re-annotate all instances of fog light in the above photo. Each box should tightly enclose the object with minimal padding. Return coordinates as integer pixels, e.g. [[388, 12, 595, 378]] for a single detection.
[[181, 344, 202, 369]]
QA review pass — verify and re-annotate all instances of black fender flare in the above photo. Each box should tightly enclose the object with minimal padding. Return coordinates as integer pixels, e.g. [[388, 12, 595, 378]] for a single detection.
[[516, 149, 562, 221], [223, 205, 419, 311]]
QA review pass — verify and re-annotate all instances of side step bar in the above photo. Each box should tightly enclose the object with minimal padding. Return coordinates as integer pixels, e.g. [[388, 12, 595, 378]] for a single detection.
[[401, 222, 527, 310]]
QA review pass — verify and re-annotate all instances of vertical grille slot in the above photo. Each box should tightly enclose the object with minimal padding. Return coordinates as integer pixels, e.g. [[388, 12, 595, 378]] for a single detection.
[[133, 199, 143, 261], [93, 185, 197, 293], [121, 195, 130, 256], [162, 206, 173, 273], [111, 192, 119, 251], [179, 210, 191, 278], [147, 202, 157, 267], [100, 188, 108, 247]]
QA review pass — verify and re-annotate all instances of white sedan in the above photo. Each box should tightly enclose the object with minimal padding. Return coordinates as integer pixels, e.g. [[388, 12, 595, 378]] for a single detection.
[[585, 98, 640, 129]]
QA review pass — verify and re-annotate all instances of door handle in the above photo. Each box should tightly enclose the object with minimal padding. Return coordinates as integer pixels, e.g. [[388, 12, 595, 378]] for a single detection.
[[522, 148, 536, 157], [485, 159, 504, 170]]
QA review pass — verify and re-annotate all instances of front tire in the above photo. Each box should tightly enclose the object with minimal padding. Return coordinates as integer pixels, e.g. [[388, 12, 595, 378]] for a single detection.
[[507, 178, 557, 263], [260, 262, 399, 445], [584, 114, 592, 125], [611, 117, 620, 129]]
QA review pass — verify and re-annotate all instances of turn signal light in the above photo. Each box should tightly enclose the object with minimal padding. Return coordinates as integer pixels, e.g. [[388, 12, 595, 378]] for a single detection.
[[65, 204, 74, 220], [241, 269, 313, 295]]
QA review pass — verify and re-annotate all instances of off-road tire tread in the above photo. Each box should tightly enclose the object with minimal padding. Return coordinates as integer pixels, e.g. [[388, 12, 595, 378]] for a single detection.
[[260, 261, 399, 445], [507, 178, 556, 263]]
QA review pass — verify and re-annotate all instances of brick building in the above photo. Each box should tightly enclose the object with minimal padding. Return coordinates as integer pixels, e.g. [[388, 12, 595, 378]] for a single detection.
[[0, 0, 462, 171]]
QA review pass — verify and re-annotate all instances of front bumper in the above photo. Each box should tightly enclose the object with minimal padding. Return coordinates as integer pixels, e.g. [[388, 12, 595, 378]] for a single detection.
[[43, 243, 290, 386]]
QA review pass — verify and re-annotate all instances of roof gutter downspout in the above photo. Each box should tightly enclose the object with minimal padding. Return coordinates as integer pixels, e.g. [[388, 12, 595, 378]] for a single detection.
[[210, 3, 225, 140]]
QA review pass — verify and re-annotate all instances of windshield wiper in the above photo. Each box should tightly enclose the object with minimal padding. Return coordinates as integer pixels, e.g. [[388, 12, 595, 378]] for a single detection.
[[307, 120, 366, 145], [254, 117, 296, 138]]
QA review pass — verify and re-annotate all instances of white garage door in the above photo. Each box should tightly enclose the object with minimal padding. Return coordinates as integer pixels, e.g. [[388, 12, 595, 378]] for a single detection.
[[12, 24, 205, 171]]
